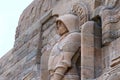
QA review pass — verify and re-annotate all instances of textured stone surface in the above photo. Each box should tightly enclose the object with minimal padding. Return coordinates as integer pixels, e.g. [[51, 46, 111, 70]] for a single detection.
[[81, 21, 95, 79], [0, 0, 120, 80]]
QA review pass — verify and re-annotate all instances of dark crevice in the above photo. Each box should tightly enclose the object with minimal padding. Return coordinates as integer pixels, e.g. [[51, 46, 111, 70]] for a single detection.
[[92, 16, 102, 78]]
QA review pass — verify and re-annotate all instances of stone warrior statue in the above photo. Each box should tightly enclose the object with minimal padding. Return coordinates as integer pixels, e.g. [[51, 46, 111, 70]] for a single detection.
[[48, 14, 81, 80]]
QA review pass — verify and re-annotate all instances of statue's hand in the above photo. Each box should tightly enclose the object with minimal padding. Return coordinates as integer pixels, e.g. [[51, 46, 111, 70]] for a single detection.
[[49, 70, 54, 76], [50, 67, 66, 80], [52, 73, 63, 80]]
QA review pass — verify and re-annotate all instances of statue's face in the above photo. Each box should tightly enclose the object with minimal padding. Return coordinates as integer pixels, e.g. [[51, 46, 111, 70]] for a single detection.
[[56, 21, 68, 36]]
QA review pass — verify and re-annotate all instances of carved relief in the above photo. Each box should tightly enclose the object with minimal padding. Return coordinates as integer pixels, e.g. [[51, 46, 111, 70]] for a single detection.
[[40, 12, 58, 80], [105, 0, 118, 8], [106, 72, 120, 80], [71, 2, 89, 29], [2, 0, 120, 80], [48, 14, 81, 80], [110, 37, 120, 67], [101, 0, 120, 45]]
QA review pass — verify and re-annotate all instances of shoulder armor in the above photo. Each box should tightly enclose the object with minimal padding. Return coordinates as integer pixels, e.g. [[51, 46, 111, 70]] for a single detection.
[[59, 32, 81, 52]]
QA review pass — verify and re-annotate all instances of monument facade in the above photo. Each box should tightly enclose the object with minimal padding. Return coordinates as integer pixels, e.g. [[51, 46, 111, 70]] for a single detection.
[[0, 0, 120, 80]]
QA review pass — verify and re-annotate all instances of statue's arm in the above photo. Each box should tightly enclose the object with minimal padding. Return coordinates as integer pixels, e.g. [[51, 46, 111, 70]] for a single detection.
[[53, 51, 75, 80], [49, 52, 72, 80]]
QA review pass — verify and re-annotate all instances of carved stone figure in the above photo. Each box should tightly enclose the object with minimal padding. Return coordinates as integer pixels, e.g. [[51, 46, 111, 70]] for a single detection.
[[48, 14, 81, 80], [101, 0, 120, 45]]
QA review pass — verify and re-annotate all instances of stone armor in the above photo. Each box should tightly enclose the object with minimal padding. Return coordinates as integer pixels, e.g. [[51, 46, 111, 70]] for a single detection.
[[48, 14, 81, 80]]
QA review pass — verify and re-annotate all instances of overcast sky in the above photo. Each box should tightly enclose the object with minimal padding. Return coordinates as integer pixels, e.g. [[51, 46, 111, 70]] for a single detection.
[[0, 0, 33, 58]]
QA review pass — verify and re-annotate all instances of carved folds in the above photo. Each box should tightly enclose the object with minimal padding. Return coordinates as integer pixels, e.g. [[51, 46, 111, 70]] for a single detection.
[[71, 2, 89, 29], [107, 72, 120, 80], [48, 14, 81, 80], [101, 0, 120, 45], [48, 2, 90, 80]]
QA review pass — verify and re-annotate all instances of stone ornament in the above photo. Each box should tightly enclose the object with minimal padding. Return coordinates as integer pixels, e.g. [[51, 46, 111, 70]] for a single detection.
[[105, 0, 118, 8], [71, 2, 89, 30], [101, 0, 120, 45], [106, 72, 120, 80], [48, 14, 81, 80]]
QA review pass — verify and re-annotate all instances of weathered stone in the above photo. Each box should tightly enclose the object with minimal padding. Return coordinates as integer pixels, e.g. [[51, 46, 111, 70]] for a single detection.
[[1, 0, 120, 80], [101, 0, 120, 46], [81, 21, 95, 79]]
